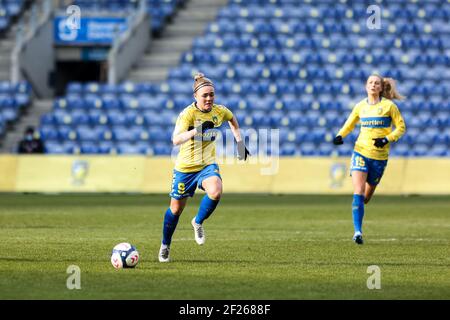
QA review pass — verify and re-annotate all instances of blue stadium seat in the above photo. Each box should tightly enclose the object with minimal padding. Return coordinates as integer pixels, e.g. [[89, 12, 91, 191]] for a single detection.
[[153, 142, 172, 155], [280, 143, 298, 156], [39, 125, 59, 141], [116, 142, 145, 154], [318, 143, 333, 156], [107, 110, 128, 126], [102, 94, 122, 110], [98, 141, 115, 154], [80, 142, 100, 154], [113, 126, 140, 142], [390, 144, 410, 157], [77, 126, 104, 142]]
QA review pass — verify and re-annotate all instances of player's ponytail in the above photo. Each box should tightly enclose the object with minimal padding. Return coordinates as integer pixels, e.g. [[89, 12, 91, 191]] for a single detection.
[[381, 77, 405, 100], [193, 72, 214, 93]]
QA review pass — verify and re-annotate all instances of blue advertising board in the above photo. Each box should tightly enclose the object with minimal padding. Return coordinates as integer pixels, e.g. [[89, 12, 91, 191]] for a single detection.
[[54, 16, 128, 45]]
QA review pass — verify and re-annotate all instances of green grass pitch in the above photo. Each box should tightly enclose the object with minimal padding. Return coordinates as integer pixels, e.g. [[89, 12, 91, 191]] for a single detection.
[[0, 193, 449, 299]]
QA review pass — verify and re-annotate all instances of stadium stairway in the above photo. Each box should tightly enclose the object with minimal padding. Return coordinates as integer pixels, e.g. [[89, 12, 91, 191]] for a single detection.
[[127, 0, 228, 83], [0, 1, 44, 152], [0, 37, 13, 81], [0, 98, 52, 152], [0, 1, 33, 81]]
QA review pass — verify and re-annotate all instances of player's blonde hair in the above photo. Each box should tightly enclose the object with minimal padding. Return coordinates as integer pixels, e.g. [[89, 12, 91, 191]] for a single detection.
[[193, 73, 214, 93], [369, 74, 405, 100]]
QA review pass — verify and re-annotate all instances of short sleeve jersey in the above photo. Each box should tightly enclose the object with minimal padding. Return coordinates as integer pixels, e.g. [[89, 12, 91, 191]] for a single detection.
[[174, 103, 234, 172]]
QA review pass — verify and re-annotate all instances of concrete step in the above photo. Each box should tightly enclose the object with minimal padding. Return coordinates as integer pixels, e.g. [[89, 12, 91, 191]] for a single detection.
[[0, 39, 15, 47], [188, 0, 229, 7], [0, 70, 9, 80], [164, 23, 207, 37], [137, 52, 181, 67], [176, 9, 219, 22], [146, 37, 193, 53], [0, 56, 11, 68], [128, 68, 168, 82], [0, 46, 14, 54]]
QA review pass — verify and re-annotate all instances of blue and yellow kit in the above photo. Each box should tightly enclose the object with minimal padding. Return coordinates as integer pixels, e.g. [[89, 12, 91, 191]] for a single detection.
[[173, 103, 234, 172], [337, 97, 406, 160]]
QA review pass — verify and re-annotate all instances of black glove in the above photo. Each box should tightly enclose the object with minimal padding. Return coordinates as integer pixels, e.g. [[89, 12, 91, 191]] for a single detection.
[[195, 121, 214, 133], [333, 135, 343, 145], [237, 140, 250, 160], [373, 137, 389, 148]]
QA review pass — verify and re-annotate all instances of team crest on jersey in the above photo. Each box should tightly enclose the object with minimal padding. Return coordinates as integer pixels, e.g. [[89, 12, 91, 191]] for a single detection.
[[377, 107, 383, 115], [212, 116, 219, 125]]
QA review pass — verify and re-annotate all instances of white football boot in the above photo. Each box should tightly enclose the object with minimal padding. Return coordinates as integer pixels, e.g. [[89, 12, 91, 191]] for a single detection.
[[353, 231, 364, 245], [191, 217, 206, 245], [158, 244, 170, 262]]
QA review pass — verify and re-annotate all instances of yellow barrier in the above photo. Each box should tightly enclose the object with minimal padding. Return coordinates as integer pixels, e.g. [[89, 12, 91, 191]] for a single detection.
[[12, 155, 146, 192], [0, 155, 17, 191], [1, 156, 449, 194]]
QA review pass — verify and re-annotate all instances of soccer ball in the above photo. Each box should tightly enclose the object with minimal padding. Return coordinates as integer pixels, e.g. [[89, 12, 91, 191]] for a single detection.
[[110, 242, 139, 269]]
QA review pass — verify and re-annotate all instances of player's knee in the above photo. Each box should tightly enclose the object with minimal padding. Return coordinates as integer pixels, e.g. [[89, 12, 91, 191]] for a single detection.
[[170, 204, 184, 215], [208, 188, 222, 200], [353, 181, 365, 195]]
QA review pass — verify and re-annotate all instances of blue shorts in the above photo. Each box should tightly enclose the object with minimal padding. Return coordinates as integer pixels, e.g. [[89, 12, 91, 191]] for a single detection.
[[350, 151, 388, 186], [169, 164, 222, 200]]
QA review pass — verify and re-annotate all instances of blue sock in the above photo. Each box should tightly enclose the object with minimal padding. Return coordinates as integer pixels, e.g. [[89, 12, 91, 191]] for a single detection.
[[162, 208, 179, 245], [352, 194, 365, 233], [195, 195, 219, 224]]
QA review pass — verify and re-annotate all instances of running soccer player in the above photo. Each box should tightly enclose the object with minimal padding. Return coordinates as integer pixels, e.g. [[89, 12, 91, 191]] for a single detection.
[[158, 73, 250, 262], [333, 74, 406, 245]]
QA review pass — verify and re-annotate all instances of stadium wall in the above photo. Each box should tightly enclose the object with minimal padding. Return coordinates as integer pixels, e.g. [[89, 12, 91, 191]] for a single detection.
[[0, 156, 449, 195]]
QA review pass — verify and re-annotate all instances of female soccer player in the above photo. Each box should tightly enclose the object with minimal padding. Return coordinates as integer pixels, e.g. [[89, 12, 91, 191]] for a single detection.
[[158, 73, 250, 262], [333, 74, 406, 245]]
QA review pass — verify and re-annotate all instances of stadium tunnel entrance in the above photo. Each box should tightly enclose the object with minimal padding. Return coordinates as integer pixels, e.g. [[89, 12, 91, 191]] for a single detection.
[[52, 60, 107, 96]]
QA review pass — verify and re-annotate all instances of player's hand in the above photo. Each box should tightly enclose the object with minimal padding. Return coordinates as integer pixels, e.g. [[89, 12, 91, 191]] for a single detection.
[[373, 137, 389, 148], [237, 140, 250, 160], [195, 121, 215, 133], [333, 135, 343, 145]]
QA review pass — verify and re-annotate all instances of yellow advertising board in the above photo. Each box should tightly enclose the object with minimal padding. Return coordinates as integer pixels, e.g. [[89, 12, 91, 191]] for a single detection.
[[1, 155, 449, 195], [14, 155, 146, 192], [0, 155, 18, 191]]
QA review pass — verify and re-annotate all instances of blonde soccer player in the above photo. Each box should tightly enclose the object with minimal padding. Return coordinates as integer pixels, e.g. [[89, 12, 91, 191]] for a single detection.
[[333, 74, 406, 245], [158, 73, 250, 262]]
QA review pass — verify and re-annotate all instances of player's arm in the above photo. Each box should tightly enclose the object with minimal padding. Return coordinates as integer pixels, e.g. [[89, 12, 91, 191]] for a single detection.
[[385, 104, 406, 143], [172, 110, 196, 146], [172, 126, 196, 146], [228, 116, 243, 142], [172, 117, 214, 146], [228, 116, 250, 160], [333, 105, 360, 145], [337, 105, 360, 138]]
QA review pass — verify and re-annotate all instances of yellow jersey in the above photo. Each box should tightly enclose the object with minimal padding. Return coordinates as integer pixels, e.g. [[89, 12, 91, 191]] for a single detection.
[[337, 97, 406, 160], [174, 103, 234, 172]]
